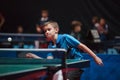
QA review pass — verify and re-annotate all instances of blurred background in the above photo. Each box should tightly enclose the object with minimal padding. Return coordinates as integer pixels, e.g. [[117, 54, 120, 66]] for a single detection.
[[0, 0, 120, 35]]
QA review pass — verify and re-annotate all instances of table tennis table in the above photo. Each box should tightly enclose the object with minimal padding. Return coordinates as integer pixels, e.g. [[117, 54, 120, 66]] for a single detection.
[[0, 58, 90, 80], [0, 48, 90, 80]]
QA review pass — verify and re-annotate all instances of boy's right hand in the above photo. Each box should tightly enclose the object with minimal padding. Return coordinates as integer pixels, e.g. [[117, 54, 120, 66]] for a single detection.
[[26, 53, 42, 59], [94, 56, 103, 66]]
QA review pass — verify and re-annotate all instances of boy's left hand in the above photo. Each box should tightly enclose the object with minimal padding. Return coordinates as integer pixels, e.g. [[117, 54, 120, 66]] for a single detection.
[[94, 56, 103, 66]]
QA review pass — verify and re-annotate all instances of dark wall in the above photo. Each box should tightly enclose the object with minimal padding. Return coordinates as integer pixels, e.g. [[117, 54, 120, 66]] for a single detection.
[[0, 0, 120, 36]]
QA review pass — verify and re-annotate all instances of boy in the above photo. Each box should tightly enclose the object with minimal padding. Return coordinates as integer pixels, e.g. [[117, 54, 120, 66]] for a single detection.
[[26, 21, 103, 80]]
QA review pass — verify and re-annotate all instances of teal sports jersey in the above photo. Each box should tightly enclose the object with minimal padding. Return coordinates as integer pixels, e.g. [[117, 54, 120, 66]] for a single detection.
[[48, 34, 83, 60]]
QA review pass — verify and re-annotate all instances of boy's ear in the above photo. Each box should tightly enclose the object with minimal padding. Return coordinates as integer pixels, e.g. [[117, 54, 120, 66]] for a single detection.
[[55, 27, 59, 33]]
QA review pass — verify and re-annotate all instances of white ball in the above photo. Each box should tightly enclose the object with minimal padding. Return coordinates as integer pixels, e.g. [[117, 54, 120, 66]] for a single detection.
[[8, 37, 12, 42]]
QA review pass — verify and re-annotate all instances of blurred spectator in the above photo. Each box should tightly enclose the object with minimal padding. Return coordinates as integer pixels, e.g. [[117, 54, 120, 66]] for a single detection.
[[0, 12, 5, 31], [36, 9, 50, 33], [97, 18, 109, 41], [16, 25, 24, 48], [91, 16, 99, 29], [70, 20, 83, 41], [17, 25, 24, 33], [15, 25, 34, 58], [35, 25, 42, 34]]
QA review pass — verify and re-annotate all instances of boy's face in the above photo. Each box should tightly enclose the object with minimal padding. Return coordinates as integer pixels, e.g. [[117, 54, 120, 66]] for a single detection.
[[43, 24, 59, 41]]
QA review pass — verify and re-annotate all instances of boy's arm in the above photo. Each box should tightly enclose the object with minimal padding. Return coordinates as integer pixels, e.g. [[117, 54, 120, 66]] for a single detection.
[[78, 43, 103, 66], [26, 53, 43, 59], [26, 53, 53, 59], [47, 56, 53, 59]]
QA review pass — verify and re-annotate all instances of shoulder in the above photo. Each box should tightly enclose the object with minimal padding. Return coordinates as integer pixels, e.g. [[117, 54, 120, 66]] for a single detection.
[[60, 34, 73, 38], [62, 34, 71, 37], [60, 34, 81, 46], [60, 34, 75, 40]]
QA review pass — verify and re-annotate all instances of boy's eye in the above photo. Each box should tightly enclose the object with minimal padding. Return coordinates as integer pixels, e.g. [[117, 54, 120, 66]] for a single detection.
[[44, 29, 51, 33], [48, 29, 51, 31]]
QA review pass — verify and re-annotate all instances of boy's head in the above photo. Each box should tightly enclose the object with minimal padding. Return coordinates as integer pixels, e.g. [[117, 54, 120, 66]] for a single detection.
[[43, 21, 59, 41]]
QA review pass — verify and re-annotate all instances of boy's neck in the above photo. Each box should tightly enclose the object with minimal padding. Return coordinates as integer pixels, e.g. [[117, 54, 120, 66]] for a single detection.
[[52, 34, 58, 45]]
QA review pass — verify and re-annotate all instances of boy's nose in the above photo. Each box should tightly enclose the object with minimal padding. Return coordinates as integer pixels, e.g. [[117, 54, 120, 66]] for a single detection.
[[46, 30, 50, 33], [45, 31, 48, 34]]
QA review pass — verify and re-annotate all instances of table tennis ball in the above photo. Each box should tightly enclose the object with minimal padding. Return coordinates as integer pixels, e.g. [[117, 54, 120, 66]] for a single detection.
[[8, 37, 12, 42]]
